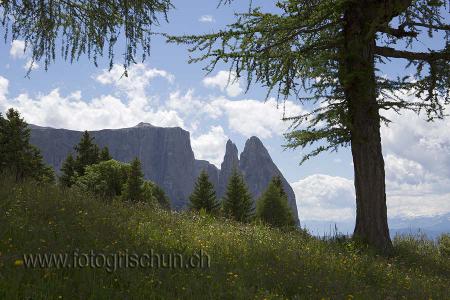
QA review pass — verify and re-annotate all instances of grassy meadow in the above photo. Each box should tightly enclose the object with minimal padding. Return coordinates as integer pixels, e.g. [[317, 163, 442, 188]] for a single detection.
[[0, 177, 449, 299]]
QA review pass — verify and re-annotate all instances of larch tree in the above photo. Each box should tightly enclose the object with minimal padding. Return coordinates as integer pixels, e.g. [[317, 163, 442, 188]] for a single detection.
[[0, 0, 173, 72], [169, 0, 450, 253]]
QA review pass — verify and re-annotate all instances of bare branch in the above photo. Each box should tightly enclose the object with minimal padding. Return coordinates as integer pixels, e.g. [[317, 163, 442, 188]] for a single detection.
[[374, 46, 450, 61]]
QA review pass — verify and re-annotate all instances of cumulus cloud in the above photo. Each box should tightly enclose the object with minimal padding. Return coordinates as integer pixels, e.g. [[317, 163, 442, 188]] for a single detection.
[[0, 76, 8, 105], [96, 64, 174, 99], [209, 97, 305, 138], [3, 89, 184, 131], [191, 126, 228, 167], [203, 71, 243, 97], [292, 174, 355, 222], [167, 90, 222, 119], [167, 89, 305, 139], [10, 40, 26, 59], [0, 64, 183, 130], [199, 15, 215, 23], [381, 107, 450, 178]]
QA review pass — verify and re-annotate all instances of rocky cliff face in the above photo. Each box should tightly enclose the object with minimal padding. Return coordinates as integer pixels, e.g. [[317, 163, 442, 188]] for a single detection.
[[30, 124, 299, 223], [217, 140, 239, 198], [30, 123, 196, 208]]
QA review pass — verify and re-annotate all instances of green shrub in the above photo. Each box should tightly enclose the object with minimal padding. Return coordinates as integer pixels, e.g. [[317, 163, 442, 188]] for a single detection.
[[75, 159, 130, 199]]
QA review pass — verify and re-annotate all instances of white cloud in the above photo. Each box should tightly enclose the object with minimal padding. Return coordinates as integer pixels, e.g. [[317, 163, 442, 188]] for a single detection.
[[381, 106, 450, 178], [24, 59, 39, 71], [96, 64, 174, 100], [199, 15, 215, 23], [292, 170, 450, 223], [209, 97, 305, 138], [0, 76, 9, 106], [203, 71, 243, 97], [10, 40, 26, 59], [6, 89, 184, 131], [167, 90, 222, 119], [1, 65, 184, 131], [292, 174, 355, 221], [167, 89, 306, 139], [191, 126, 228, 167]]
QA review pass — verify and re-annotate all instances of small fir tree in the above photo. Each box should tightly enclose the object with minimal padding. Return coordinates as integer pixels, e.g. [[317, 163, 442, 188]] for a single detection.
[[73, 131, 100, 176], [121, 157, 145, 202], [99, 146, 112, 161], [222, 168, 254, 223], [189, 170, 219, 213], [59, 154, 76, 187], [257, 177, 295, 228]]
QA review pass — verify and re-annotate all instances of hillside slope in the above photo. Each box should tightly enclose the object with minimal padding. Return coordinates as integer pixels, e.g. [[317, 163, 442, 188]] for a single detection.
[[0, 179, 449, 299]]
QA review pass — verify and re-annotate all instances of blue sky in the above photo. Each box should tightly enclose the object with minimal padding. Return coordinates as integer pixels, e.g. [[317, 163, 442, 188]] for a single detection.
[[1, 0, 449, 234]]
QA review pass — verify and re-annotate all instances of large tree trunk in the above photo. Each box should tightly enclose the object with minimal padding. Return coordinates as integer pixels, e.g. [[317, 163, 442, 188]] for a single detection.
[[340, 3, 393, 254]]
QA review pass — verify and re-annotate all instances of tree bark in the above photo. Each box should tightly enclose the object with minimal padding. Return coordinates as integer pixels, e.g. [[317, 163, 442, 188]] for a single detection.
[[340, 3, 393, 254]]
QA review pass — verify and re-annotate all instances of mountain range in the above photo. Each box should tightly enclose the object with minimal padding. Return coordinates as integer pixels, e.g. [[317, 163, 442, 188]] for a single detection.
[[29, 122, 299, 224]]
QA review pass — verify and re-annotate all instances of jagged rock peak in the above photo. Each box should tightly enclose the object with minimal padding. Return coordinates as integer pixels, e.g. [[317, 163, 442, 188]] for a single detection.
[[221, 139, 239, 169], [134, 122, 155, 128], [242, 136, 270, 158]]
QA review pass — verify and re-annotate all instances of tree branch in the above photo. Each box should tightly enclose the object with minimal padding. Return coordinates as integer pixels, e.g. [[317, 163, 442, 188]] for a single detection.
[[374, 46, 450, 61], [378, 25, 418, 38], [405, 22, 450, 31]]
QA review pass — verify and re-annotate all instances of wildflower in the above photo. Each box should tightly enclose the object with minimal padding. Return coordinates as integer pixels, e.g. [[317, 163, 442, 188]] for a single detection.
[[14, 259, 24, 266]]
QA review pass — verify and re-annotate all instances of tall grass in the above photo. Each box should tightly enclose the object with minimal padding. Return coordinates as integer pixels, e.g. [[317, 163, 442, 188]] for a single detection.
[[0, 178, 449, 299]]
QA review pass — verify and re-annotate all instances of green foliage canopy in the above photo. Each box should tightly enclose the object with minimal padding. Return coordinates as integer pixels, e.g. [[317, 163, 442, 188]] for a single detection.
[[75, 159, 130, 199], [1, 0, 173, 72]]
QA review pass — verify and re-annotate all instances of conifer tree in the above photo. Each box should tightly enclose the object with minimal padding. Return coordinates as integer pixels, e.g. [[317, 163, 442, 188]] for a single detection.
[[73, 131, 100, 176], [99, 146, 112, 161], [121, 158, 145, 203], [272, 175, 287, 198], [152, 184, 171, 210], [222, 168, 254, 223], [0, 108, 54, 182], [59, 154, 77, 187], [257, 177, 295, 229], [189, 170, 219, 213]]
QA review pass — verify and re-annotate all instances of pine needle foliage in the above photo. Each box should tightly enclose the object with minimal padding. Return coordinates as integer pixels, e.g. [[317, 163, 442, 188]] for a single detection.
[[189, 170, 219, 214], [1, 0, 173, 73], [222, 168, 254, 223]]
